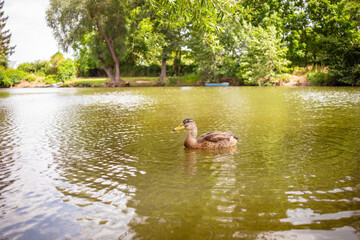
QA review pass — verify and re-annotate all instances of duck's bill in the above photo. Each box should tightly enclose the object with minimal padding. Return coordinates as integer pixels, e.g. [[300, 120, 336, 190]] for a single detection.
[[173, 125, 185, 131]]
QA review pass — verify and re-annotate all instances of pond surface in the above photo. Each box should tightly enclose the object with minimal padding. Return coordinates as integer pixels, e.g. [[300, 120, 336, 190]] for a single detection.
[[0, 87, 359, 239]]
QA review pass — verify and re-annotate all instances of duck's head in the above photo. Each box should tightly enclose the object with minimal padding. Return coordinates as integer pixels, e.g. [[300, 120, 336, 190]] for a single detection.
[[173, 118, 197, 131]]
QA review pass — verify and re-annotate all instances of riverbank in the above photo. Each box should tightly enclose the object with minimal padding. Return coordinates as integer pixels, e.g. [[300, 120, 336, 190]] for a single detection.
[[12, 74, 311, 88]]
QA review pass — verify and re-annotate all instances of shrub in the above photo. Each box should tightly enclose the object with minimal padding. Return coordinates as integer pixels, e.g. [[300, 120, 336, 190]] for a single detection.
[[292, 67, 308, 75], [277, 73, 292, 83], [57, 59, 77, 82], [238, 22, 291, 85], [306, 69, 333, 86], [18, 60, 51, 74], [44, 75, 57, 84], [35, 71, 46, 77], [0, 68, 28, 87], [5, 69, 27, 85], [17, 63, 35, 73], [25, 74, 36, 82], [168, 75, 177, 85], [0, 68, 12, 86], [179, 73, 200, 84]]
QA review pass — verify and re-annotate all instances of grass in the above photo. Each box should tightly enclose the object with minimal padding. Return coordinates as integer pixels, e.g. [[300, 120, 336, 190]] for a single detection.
[[63, 77, 159, 87]]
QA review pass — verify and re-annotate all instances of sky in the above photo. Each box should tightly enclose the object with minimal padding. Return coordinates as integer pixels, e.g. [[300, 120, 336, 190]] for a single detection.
[[5, 0, 73, 64]]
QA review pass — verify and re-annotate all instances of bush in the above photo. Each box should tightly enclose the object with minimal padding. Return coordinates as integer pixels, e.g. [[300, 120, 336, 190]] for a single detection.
[[44, 75, 57, 84], [168, 75, 177, 85], [18, 60, 51, 74], [306, 69, 333, 86], [35, 71, 46, 77], [0, 68, 12, 86], [238, 22, 291, 85], [25, 74, 36, 82], [292, 67, 308, 75], [179, 73, 200, 84], [5, 69, 27, 85], [57, 59, 77, 82], [276, 73, 292, 83], [0, 68, 27, 87], [17, 63, 35, 73], [321, 38, 360, 86]]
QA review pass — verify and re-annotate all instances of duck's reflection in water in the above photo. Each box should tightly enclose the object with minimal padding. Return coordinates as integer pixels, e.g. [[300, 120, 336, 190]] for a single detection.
[[182, 146, 237, 175]]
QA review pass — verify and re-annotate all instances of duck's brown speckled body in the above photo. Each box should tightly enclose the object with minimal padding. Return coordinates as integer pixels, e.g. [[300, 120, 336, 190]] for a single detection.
[[174, 118, 238, 149]]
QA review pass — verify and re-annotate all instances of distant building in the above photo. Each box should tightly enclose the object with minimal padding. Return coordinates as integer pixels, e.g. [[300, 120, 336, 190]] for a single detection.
[[8, 61, 19, 69]]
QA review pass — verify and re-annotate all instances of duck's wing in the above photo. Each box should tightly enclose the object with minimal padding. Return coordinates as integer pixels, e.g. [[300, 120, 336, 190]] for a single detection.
[[197, 131, 233, 143]]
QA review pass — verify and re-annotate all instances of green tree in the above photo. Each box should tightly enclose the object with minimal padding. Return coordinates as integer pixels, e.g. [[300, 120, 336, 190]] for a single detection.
[[57, 58, 77, 82], [17, 60, 51, 75], [46, 0, 128, 82], [238, 22, 290, 85], [73, 34, 99, 77], [141, 0, 239, 83], [49, 52, 65, 75], [0, 0, 15, 67]]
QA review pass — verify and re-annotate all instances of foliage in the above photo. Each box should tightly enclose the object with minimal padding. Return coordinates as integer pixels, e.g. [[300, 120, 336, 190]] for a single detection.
[[306, 68, 333, 86], [24, 74, 36, 82], [73, 34, 99, 77], [0, 67, 11, 86], [17, 63, 33, 73], [4, 68, 26, 85], [0, 0, 15, 67], [277, 73, 292, 83], [0, 67, 27, 86], [17, 60, 52, 75], [49, 52, 65, 74], [57, 59, 77, 82], [47, 0, 129, 82], [168, 75, 177, 85], [44, 75, 57, 84], [320, 38, 360, 86], [63, 77, 158, 87], [41, 0, 360, 86], [179, 73, 201, 84], [238, 22, 291, 85], [63, 78, 108, 87]]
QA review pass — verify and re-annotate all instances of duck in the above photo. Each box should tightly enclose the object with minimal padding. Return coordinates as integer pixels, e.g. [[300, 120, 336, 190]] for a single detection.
[[173, 118, 238, 149]]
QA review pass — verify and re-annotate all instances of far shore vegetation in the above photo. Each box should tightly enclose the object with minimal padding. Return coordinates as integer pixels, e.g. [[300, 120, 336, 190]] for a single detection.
[[1, 0, 359, 88]]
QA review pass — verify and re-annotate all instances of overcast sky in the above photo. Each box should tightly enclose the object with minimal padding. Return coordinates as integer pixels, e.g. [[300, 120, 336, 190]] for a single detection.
[[5, 0, 72, 64]]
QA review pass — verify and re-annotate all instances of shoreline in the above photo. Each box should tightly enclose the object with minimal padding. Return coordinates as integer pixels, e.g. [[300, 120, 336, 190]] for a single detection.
[[9, 75, 313, 88]]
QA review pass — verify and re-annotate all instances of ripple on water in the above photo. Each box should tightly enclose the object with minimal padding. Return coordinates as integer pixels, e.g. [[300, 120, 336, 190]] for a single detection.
[[0, 87, 359, 239], [288, 88, 360, 108]]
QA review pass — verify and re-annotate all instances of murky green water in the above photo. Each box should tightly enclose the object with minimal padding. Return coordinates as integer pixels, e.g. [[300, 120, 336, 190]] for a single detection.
[[0, 87, 359, 239]]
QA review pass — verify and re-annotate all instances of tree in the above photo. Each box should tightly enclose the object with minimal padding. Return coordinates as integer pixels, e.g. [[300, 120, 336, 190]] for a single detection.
[[73, 34, 100, 77], [46, 0, 129, 82], [0, 0, 15, 67], [144, 0, 239, 83], [57, 58, 77, 82], [50, 52, 65, 75], [238, 21, 290, 85]]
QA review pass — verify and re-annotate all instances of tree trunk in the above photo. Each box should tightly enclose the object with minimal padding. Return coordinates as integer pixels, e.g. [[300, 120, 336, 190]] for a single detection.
[[103, 36, 122, 82], [97, 24, 122, 82], [104, 66, 115, 82], [159, 45, 167, 83], [178, 49, 181, 75], [172, 50, 178, 75]]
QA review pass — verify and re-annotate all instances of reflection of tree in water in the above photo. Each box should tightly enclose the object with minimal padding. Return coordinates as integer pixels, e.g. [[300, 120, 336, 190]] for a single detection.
[[50, 103, 143, 237], [127, 146, 280, 239], [0, 106, 18, 212]]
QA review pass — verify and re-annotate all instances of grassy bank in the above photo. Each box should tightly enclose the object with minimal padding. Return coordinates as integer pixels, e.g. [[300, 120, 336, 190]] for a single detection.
[[6, 66, 346, 88], [63, 77, 159, 87]]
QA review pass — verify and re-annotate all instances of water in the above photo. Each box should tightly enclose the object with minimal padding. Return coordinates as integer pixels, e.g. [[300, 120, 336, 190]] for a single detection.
[[0, 87, 359, 239]]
